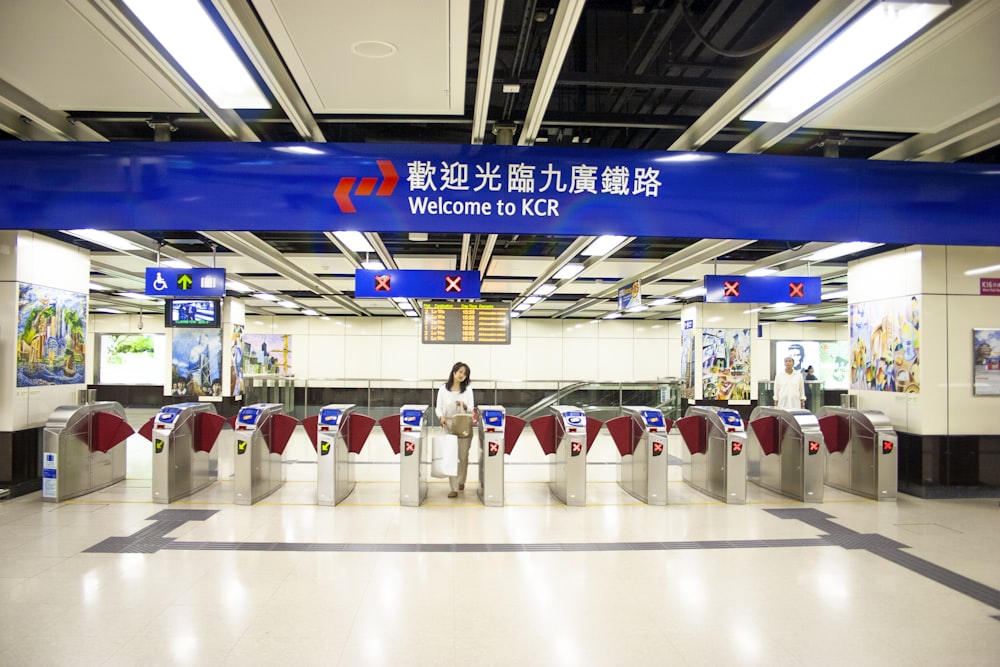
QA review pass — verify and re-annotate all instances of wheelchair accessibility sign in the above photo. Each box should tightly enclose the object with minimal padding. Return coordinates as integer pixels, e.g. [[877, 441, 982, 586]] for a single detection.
[[145, 268, 226, 297]]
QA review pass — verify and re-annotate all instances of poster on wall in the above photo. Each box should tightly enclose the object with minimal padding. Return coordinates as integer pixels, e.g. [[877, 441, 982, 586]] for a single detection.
[[680, 321, 695, 399], [171, 329, 223, 397], [97, 334, 166, 385], [243, 334, 293, 375], [849, 295, 920, 393], [16, 283, 86, 387], [773, 340, 818, 375], [702, 328, 751, 400], [973, 328, 1000, 396], [230, 324, 245, 398], [818, 341, 849, 390]]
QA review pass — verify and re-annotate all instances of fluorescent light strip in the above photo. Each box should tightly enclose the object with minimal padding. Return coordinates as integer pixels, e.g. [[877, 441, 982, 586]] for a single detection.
[[301, 309, 320, 316], [822, 289, 849, 300], [533, 284, 557, 296], [582, 235, 627, 257], [277, 300, 298, 309], [95, 308, 124, 314], [124, 0, 270, 109], [746, 268, 778, 277], [252, 292, 278, 301], [965, 263, 1000, 276], [63, 229, 139, 251], [334, 231, 375, 253], [553, 263, 584, 280], [678, 287, 707, 298], [162, 259, 192, 269], [362, 260, 385, 270], [805, 242, 882, 263], [226, 280, 252, 293], [650, 297, 677, 307], [743, 2, 948, 123]]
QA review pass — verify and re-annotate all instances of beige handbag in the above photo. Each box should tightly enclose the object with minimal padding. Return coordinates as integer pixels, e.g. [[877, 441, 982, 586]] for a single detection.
[[448, 413, 472, 438]]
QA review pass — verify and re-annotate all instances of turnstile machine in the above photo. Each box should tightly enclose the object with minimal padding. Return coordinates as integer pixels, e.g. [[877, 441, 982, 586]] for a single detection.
[[378, 405, 431, 507], [676, 406, 748, 504], [230, 403, 298, 505], [606, 407, 673, 505], [747, 407, 825, 502], [146, 402, 226, 504], [530, 406, 602, 507], [817, 407, 897, 500], [476, 406, 527, 507], [302, 404, 376, 506], [42, 402, 133, 502]]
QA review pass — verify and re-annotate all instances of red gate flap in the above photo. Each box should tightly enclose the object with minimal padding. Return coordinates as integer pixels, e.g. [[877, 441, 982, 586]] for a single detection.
[[503, 415, 527, 455], [195, 412, 226, 453], [605, 415, 637, 457], [585, 417, 603, 453], [529, 415, 556, 455], [347, 413, 376, 454], [301, 414, 320, 451], [137, 416, 155, 442], [378, 414, 401, 455], [266, 414, 299, 456], [676, 416, 707, 456], [92, 411, 135, 453], [750, 415, 780, 456], [818, 414, 850, 454]]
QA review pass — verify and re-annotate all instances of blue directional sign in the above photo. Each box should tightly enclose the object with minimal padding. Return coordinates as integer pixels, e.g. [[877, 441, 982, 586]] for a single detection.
[[354, 269, 481, 299], [705, 275, 822, 304], [145, 267, 226, 297]]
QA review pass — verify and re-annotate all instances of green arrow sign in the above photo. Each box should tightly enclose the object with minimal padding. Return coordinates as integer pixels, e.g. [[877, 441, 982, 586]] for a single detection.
[[177, 274, 193, 290]]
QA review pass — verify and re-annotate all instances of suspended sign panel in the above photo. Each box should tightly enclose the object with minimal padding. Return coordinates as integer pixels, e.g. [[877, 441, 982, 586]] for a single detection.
[[421, 303, 510, 345], [354, 269, 481, 299], [145, 267, 226, 297], [705, 275, 821, 304]]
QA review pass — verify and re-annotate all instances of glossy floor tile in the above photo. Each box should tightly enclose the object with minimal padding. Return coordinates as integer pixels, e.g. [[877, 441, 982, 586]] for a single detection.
[[2, 471, 999, 667]]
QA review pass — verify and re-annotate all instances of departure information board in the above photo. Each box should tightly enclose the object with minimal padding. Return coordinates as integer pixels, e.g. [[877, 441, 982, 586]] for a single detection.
[[421, 303, 511, 345]]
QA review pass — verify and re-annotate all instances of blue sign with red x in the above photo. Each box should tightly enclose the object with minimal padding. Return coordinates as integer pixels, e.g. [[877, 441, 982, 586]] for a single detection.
[[705, 275, 821, 304], [354, 269, 481, 299]]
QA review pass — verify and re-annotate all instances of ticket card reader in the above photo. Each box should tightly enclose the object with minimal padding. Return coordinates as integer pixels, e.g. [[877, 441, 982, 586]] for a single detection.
[[399, 404, 431, 507], [475, 406, 527, 507], [149, 402, 225, 504], [817, 407, 897, 500], [302, 404, 376, 506], [231, 403, 297, 505], [606, 407, 672, 505], [677, 406, 747, 504], [747, 407, 825, 502], [530, 406, 600, 507]]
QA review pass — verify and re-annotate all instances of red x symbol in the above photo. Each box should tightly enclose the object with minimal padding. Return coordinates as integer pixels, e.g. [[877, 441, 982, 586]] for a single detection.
[[445, 275, 462, 292], [808, 440, 820, 454], [723, 280, 740, 297], [405, 441, 415, 453], [571, 442, 582, 455], [652, 442, 664, 455], [375, 274, 391, 291], [731, 441, 743, 454], [489, 442, 500, 455], [789, 282, 804, 298]]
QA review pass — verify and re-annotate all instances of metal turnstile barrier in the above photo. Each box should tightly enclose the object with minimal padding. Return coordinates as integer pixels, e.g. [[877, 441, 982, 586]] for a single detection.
[[476, 406, 527, 507], [817, 407, 897, 500], [42, 402, 133, 502], [530, 406, 602, 506], [378, 405, 431, 507], [606, 407, 672, 505], [141, 402, 225, 504], [747, 407, 825, 502], [229, 403, 298, 505], [676, 406, 747, 504], [303, 404, 376, 506]]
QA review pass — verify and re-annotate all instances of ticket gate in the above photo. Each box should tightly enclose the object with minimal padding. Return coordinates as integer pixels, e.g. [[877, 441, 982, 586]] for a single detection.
[[42, 402, 133, 502], [747, 407, 825, 502], [605, 407, 673, 505], [676, 406, 748, 504], [378, 405, 431, 507], [530, 406, 602, 507], [229, 403, 298, 505], [817, 407, 898, 500], [476, 406, 527, 507], [141, 403, 226, 504], [302, 405, 376, 506]]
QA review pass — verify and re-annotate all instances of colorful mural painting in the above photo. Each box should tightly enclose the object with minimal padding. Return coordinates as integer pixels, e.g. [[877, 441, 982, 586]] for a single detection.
[[702, 328, 751, 400], [230, 324, 245, 398], [16, 283, 86, 387], [680, 322, 695, 400], [850, 295, 920, 393], [171, 329, 223, 397], [243, 333, 293, 375]]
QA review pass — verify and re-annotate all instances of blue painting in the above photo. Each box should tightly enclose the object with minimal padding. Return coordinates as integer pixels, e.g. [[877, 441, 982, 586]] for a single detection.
[[171, 329, 223, 397], [17, 283, 87, 387]]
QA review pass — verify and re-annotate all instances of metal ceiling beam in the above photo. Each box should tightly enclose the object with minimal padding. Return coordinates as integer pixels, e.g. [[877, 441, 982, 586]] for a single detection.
[[88, 0, 260, 142], [471, 0, 505, 144], [872, 101, 1000, 162], [0, 79, 107, 141], [518, 0, 586, 145], [211, 0, 324, 142]]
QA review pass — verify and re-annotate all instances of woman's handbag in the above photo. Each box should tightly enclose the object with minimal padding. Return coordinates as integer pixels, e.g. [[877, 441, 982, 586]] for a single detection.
[[448, 413, 472, 438]]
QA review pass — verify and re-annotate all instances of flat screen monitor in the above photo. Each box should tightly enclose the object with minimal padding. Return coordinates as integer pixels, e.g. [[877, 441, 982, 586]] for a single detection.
[[165, 299, 221, 328]]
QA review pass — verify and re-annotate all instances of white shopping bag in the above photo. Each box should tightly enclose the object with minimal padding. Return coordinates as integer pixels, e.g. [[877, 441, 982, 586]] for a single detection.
[[431, 434, 458, 478]]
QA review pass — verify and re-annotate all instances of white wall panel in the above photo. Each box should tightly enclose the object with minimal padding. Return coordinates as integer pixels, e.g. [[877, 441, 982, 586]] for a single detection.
[[563, 337, 598, 380]]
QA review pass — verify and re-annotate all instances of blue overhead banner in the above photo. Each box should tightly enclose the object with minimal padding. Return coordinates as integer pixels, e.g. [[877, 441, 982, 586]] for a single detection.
[[1, 143, 999, 246], [354, 269, 481, 299], [145, 267, 226, 297], [705, 275, 822, 304]]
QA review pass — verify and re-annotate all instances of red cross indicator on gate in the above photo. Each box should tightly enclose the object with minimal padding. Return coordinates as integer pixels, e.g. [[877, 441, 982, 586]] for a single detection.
[[652, 441, 664, 456], [723, 280, 740, 297], [731, 440, 743, 456], [808, 440, 820, 455], [375, 275, 391, 291], [788, 281, 805, 298], [444, 275, 462, 293], [571, 442, 583, 456], [489, 442, 500, 456], [404, 441, 415, 455]]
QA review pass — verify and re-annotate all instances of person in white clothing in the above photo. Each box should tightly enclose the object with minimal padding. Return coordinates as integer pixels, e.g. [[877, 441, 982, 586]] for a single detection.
[[774, 356, 806, 411], [436, 361, 475, 498]]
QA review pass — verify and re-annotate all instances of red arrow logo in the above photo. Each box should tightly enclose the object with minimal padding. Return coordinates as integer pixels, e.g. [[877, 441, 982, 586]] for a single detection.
[[334, 160, 399, 213]]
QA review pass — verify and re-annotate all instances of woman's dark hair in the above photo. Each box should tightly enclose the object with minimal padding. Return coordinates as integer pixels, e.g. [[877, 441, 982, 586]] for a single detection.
[[446, 361, 471, 392]]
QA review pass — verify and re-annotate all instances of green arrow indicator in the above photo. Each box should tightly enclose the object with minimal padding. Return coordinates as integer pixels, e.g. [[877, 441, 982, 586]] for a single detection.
[[177, 274, 193, 290]]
